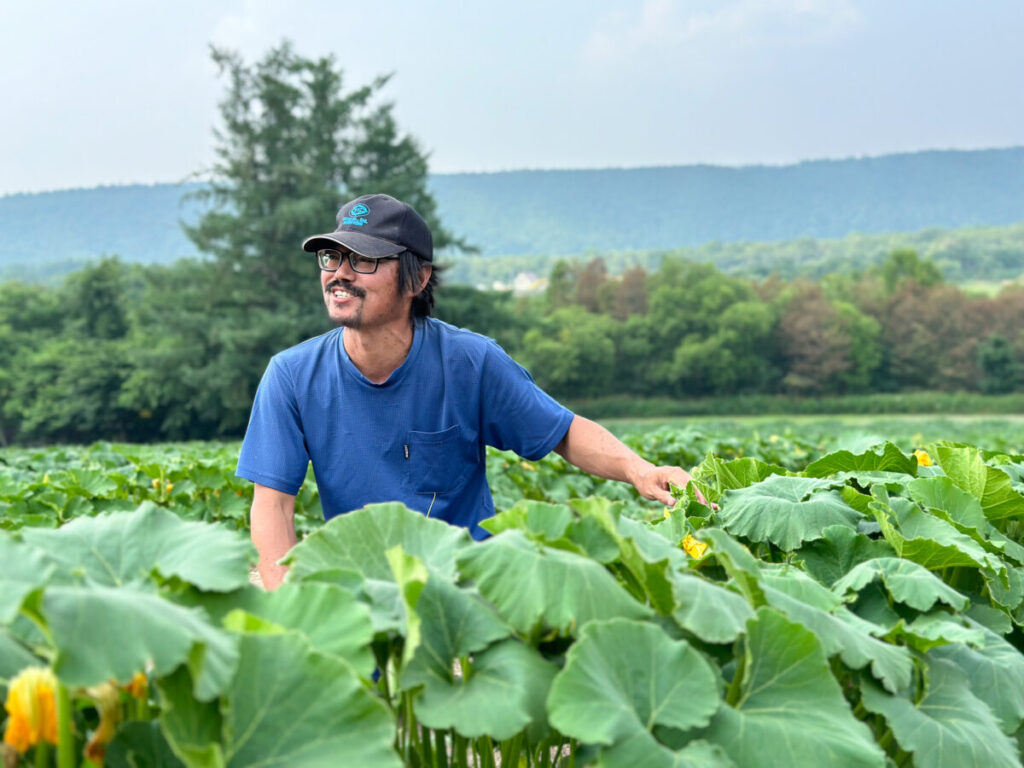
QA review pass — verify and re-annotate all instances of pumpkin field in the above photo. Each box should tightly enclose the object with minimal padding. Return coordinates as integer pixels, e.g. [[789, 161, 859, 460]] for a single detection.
[[2, 420, 1024, 767]]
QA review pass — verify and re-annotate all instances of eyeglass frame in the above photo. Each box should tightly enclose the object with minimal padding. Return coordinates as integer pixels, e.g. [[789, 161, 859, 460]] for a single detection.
[[315, 248, 404, 274]]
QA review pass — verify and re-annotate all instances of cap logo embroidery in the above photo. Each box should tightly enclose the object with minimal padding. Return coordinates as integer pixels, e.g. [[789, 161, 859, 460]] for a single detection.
[[343, 203, 370, 226]]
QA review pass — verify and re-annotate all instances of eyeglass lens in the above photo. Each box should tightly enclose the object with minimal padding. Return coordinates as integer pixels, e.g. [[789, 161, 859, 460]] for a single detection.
[[317, 249, 380, 273]]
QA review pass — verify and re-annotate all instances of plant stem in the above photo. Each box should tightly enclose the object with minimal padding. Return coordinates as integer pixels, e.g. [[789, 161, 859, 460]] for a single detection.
[[421, 725, 433, 767], [34, 741, 50, 768], [432, 729, 447, 768], [725, 640, 747, 707], [501, 733, 523, 768], [877, 726, 894, 753], [454, 730, 468, 768], [483, 735, 496, 768], [852, 698, 867, 720], [56, 682, 75, 768]]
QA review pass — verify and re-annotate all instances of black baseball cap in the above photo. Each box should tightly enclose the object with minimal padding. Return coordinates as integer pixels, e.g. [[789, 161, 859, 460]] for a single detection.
[[301, 193, 433, 262]]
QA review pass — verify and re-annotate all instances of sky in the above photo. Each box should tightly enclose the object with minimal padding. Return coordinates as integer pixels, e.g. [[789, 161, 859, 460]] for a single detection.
[[1, 0, 1022, 197]]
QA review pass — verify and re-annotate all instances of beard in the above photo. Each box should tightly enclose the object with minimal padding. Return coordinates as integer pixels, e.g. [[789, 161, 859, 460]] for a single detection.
[[324, 279, 366, 329]]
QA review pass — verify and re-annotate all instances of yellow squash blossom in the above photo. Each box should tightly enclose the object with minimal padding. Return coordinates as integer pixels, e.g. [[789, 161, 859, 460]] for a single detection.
[[682, 534, 708, 559], [3, 667, 58, 753], [123, 672, 147, 699], [84, 682, 122, 767], [913, 449, 933, 467]]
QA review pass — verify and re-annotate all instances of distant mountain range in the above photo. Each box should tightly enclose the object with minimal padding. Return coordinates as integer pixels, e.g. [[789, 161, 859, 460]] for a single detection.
[[2, 147, 1023, 282]]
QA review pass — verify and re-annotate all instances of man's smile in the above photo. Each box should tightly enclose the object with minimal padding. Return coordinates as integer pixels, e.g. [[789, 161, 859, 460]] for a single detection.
[[326, 281, 365, 301]]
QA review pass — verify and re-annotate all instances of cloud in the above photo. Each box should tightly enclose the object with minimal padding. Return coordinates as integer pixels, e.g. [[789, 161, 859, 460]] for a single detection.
[[210, 0, 295, 54], [583, 0, 862, 64]]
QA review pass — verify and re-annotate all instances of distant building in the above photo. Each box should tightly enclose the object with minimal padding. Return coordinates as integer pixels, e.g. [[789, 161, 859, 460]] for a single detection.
[[490, 271, 548, 296]]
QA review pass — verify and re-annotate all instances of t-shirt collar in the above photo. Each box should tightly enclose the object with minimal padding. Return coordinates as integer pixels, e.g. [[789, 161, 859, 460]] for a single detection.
[[338, 321, 425, 388]]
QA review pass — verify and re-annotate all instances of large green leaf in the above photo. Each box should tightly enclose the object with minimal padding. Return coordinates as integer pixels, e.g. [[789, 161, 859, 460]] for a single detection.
[[284, 503, 470, 632], [457, 530, 652, 635], [156, 667, 224, 768], [221, 633, 400, 767], [718, 476, 862, 551], [399, 577, 511, 692], [181, 582, 375, 678], [761, 578, 913, 693], [285, 503, 471, 581], [698, 456, 789, 499], [40, 584, 238, 700], [409, 638, 556, 740], [598, 736, 737, 768], [60, 468, 120, 497], [987, 530, 1024, 567], [0, 534, 53, 622], [547, 618, 721, 768], [670, 571, 754, 644], [868, 489, 1005, 571], [832, 557, 969, 612], [564, 498, 686, 613], [907, 476, 989, 532], [804, 442, 917, 478], [759, 567, 841, 610], [21, 503, 251, 592], [931, 620, 1024, 734], [936, 444, 1024, 523], [882, 612, 984, 653], [699, 608, 885, 767], [0, 626, 38, 682], [759, 567, 912, 691], [159, 633, 401, 768], [481, 499, 573, 541], [107, 721, 186, 768], [861, 656, 1021, 768], [698, 528, 765, 606], [386, 546, 429, 667], [798, 525, 894, 587], [985, 565, 1024, 610]]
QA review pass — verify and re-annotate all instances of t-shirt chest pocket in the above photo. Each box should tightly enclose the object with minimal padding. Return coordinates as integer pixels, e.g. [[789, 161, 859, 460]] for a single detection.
[[405, 425, 476, 495]]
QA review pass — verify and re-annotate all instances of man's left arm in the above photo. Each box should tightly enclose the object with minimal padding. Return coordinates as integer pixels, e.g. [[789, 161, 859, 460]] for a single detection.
[[554, 414, 703, 507]]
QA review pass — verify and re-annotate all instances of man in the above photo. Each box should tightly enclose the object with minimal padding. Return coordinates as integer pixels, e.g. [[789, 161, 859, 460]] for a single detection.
[[238, 193, 702, 590]]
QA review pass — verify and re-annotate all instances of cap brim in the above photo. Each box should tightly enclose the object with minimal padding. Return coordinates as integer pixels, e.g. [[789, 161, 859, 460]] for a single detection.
[[301, 232, 404, 257]]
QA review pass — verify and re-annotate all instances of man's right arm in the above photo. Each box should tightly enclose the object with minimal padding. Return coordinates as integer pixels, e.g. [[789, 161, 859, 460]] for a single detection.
[[250, 483, 297, 591]]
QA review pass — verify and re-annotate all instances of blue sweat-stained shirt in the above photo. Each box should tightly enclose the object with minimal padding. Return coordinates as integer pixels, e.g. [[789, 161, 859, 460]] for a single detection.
[[236, 318, 575, 539]]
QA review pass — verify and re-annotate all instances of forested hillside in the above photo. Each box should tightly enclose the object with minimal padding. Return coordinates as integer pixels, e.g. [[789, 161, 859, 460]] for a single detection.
[[450, 222, 1024, 286], [3, 147, 1024, 282]]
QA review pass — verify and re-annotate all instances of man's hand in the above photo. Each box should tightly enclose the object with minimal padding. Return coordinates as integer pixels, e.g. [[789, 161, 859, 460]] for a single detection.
[[629, 462, 710, 507], [555, 415, 713, 508]]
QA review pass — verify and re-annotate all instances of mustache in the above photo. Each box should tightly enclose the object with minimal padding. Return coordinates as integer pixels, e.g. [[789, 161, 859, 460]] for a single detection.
[[325, 279, 366, 299]]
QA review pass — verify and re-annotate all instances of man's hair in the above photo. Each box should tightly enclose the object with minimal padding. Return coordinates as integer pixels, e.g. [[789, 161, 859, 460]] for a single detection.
[[399, 251, 443, 319]]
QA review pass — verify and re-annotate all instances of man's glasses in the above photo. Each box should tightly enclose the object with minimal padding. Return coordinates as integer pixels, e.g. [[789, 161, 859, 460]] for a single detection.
[[316, 248, 402, 274]]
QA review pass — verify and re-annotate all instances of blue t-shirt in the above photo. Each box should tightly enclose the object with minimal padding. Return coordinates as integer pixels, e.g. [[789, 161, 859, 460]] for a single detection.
[[237, 318, 575, 539]]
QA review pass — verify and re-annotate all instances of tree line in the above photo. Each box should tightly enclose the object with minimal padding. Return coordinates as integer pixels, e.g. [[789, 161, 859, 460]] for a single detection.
[[2, 245, 1023, 446], [446, 248, 1024, 404]]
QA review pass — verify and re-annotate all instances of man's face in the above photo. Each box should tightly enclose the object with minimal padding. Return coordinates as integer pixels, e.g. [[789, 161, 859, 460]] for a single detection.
[[320, 254, 410, 330]]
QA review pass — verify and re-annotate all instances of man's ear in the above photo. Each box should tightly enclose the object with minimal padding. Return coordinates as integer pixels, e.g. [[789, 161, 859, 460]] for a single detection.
[[416, 265, 433, 295]]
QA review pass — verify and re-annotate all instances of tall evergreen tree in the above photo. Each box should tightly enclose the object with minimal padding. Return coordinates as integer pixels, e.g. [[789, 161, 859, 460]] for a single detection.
[[166, 42, 463, 435], [188, 42, 460, 322]]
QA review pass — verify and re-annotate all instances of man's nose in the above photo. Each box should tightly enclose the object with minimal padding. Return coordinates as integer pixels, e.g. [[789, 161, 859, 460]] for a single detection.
[[332, 255, 359, 280]]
